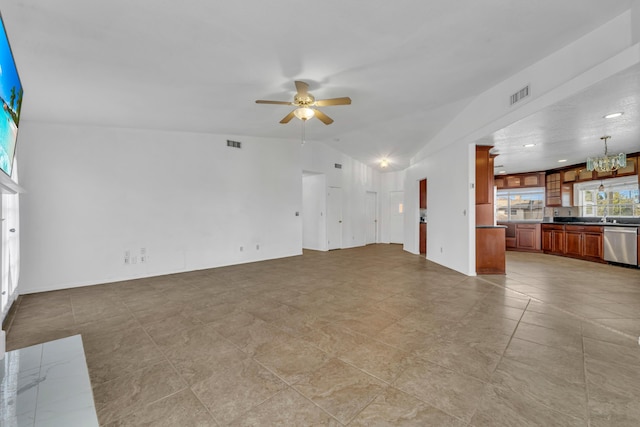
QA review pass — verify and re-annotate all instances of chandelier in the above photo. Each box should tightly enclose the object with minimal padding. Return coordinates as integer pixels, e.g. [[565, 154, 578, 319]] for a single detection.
[[586, 136, 626, 173]]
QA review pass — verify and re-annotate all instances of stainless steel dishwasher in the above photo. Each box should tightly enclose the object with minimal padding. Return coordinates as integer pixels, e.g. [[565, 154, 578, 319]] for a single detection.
[[603, 226, 638, 266]]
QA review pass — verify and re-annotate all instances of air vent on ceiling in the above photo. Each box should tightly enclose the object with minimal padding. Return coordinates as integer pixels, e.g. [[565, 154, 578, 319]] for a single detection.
[[334, 163, 342, 169], [227, 139, 242, 149], [510, 85, 530, 106]]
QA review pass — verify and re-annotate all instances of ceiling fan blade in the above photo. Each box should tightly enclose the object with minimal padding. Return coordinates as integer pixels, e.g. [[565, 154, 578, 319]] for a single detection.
[[313, 109, 334, 125], [256, 100, 293, 105], [314, 97, 352, 107], [279, 110, 296, 124], [294, 81, 309, 96]]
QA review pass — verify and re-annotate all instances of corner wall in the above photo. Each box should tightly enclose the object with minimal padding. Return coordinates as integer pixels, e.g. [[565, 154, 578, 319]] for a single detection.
[[406, 10, 640, 276]]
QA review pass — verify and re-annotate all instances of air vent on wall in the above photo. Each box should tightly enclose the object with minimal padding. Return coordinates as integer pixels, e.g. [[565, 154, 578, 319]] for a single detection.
[[510, 85, 530, 106], [334, 163, 342, 169], [227, 139, 242, 149]]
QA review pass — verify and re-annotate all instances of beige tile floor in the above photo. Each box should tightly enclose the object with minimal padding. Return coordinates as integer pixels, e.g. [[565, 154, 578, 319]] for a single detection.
[[5, 245, 640, 426]]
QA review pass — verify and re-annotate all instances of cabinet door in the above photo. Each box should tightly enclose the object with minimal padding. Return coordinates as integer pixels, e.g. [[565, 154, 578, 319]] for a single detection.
[[419, 179, 427, 209], [583, 232, 603, 259], [516, 227, 537, 250], [565, 231, 583, 257], [542, 229, 552, 251], [552, 230, 565, 254], [561, 183, 573, 207]]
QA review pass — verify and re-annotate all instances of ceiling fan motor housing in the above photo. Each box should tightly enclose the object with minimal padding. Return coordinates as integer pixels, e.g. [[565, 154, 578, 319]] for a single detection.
[[294, 93, 315, 107]]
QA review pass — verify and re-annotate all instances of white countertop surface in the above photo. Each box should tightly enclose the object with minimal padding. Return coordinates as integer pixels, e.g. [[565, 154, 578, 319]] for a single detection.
[[1, 335, 99, 427]]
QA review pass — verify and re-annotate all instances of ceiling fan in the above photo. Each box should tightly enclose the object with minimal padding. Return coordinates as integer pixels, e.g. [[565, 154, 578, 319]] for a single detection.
[[256, 81, 351, 125]]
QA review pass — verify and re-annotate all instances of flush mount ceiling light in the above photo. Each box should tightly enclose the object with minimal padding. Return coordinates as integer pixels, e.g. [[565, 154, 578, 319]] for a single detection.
[[603, 112, 623, 119], [557, 159, 567, 163], [523, 143, 536, 148], [586, 135, 626, 172], [380, 159, 389, 168]]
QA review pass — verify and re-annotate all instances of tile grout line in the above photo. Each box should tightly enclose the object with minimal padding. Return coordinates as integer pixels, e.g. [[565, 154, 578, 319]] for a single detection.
[[250, 355, 347, 425], [581, 324, 593, 427], [475, 275, 638, 345], [116, 297, 220, 426]]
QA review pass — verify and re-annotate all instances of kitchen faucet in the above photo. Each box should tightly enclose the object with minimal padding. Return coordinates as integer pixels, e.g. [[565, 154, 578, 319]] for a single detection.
[[600, 207, 608, 223]]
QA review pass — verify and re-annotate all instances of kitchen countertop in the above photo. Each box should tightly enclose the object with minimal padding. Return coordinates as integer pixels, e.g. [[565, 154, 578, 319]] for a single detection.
[[543, 221, 640, 228]]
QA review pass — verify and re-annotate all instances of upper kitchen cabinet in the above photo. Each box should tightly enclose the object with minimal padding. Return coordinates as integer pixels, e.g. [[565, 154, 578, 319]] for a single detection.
[[495, 172, 544, 189], [476, 146, 497, 225], [546, 172, 573, 207]]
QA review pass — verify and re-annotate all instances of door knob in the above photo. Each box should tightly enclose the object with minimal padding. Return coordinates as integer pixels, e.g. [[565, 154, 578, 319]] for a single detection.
[[9, 228, 15, 232]]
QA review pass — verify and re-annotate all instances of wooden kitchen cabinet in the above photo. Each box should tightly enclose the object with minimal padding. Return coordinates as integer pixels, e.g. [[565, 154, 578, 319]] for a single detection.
[[419, 222, 426, 254], [419, 179, 427, 209], [502, 222, 541, 252], [515, 224, 541, 251], [542, 224, 604, 262], [495, 172, 544, 189], [564, 229, 583, 258], [546, 172, 572, 207], [476, 146, 497, 225], [545, 172, 561, 206], [583, 231, 603, 260], [541, 224, 564, 255]]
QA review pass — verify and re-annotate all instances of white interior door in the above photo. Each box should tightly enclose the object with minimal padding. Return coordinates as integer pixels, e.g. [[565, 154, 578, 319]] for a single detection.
[[389, 191, 404, 244], [366, 191, 377, 244], [327, 187, 342, 250]]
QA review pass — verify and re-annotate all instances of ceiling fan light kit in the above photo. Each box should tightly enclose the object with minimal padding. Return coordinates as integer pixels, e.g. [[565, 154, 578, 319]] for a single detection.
[[293, 107, 315, 121], [256, 80, 351, 126]]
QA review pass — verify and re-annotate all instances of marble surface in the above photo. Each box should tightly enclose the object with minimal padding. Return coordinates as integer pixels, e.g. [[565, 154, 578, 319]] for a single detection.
[[0, 335, 98, 427]]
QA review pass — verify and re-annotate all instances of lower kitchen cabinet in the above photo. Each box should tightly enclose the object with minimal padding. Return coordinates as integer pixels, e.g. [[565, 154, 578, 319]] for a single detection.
[[515, 224, 541, 251], [500, 222, 541, 252], [542, 224, 564, 254], [541, 224, 604, 262], [582, 230, 604, 260], [564, 229, 583, 258]]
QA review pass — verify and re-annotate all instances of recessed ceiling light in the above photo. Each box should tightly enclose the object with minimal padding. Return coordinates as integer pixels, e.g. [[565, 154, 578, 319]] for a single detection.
[[523, 143, 536, 148], [558, 159, 567, 163], [498, 170, 507, 174], [603, 112, 623, 119]]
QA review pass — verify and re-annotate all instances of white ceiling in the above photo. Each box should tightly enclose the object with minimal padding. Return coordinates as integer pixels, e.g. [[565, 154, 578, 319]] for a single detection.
[[1, 0, 637, 172]]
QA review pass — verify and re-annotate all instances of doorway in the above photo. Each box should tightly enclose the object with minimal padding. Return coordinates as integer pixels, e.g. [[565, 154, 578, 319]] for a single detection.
[[327, 187, 343, 250], [365, 191, 377, 244], [389, 191, 404, 244]]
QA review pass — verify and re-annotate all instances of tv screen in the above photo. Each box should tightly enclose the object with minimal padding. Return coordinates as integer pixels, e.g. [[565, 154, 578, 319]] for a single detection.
[[0, 13, 22, 178]]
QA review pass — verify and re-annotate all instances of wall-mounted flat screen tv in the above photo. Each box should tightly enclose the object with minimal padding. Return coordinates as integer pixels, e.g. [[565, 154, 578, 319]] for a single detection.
[[0, 13, 23, 178]]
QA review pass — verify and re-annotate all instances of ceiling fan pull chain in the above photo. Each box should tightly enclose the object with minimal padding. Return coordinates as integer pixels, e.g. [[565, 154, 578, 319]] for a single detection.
[[301, 120, 306, 145]]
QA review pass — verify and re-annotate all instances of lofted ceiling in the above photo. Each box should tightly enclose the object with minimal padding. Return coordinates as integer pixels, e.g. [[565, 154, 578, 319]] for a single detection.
[[1, 0, 637, 172]]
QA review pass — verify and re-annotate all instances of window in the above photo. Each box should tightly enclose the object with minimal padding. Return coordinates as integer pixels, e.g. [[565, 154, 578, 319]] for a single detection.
[[576, 175, 640, 217], [496, 187, 545, 221]]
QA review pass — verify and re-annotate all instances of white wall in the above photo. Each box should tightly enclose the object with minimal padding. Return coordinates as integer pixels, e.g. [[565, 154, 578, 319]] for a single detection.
[[405, 10, 640, 276], [17, 122, 303, 293], [301, 142, 381, 249], [302, 173, 326, 251]]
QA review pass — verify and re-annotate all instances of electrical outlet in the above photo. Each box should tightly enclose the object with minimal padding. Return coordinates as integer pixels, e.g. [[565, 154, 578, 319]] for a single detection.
[[240, 246, 243, 252], [140, 248, 147, 263], [256, 244, 260, 250], [124, 250, 130, 264]]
